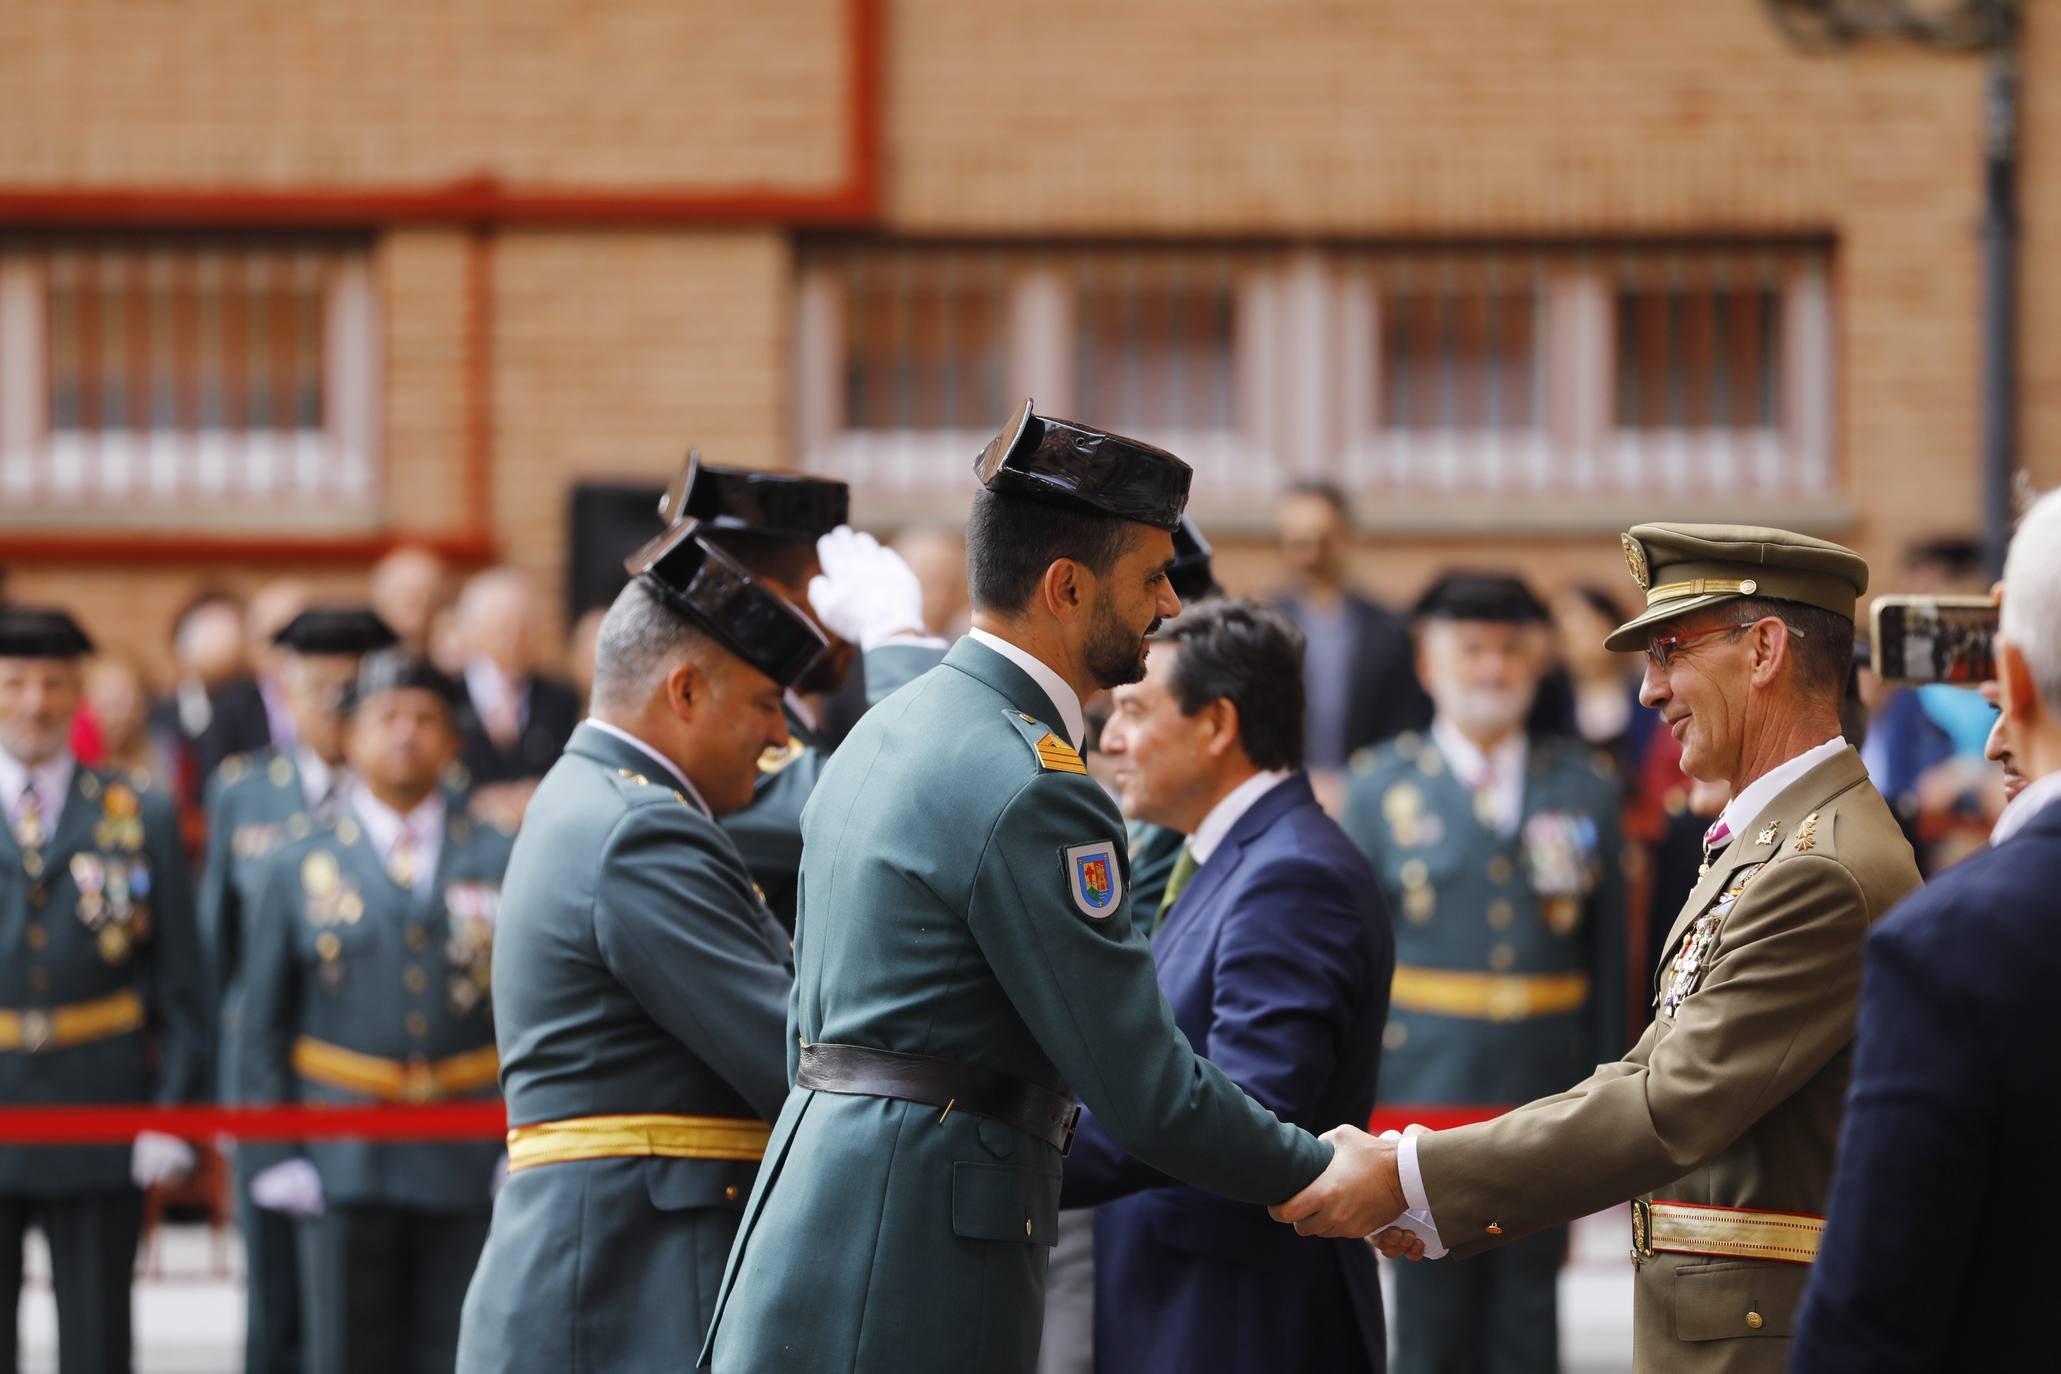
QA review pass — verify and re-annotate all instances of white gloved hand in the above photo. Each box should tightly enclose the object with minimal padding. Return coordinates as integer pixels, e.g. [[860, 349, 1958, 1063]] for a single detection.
[[808, 527, 929, 650], [250, 1158, 326, 1218], [130, 1131, 197, 1189]]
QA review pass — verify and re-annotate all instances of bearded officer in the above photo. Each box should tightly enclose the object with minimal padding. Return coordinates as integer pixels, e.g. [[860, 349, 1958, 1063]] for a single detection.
[[658, 454, 943, 928], [238, 651, 513, 1374], [456, 521, 826, 1371], [199, 606, 395, 1374], [1339, 572, 1624, 1374], [701, 401, 1332, 1374], [1277, 526, 1924, 1374], [0, 607, 204, 1374]]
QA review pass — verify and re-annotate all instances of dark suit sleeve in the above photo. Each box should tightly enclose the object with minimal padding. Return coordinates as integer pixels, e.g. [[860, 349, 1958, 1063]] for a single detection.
[[592, 806, 793, 1122], [144, 791, 208, 1104], [235, 849, 304, 1173], [1587, 792, 1629, 1064], [1791, 899, 1988, 1372]]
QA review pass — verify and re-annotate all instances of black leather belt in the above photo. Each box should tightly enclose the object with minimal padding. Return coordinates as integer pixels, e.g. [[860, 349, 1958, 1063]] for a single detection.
[[796, 1042, 1081, 1155]]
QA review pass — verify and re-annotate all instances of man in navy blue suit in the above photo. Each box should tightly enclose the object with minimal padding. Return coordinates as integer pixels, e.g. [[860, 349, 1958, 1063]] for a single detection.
[[1064, 597, 1394, 1373], [1792, 489, 2061, 1371]]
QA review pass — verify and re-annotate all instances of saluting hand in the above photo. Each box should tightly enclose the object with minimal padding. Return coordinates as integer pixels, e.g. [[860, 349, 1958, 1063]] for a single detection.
[[1269, 1124, 1405, 1239]]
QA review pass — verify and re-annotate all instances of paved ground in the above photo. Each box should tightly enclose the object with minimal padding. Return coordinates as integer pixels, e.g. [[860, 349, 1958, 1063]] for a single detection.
[[16, 1211, 1638, 1372]]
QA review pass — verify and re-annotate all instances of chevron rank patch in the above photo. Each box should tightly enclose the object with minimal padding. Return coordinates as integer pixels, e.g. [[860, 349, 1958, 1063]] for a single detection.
[[1034, 733, 1087, 775], [1064, 841, 1123, 919]]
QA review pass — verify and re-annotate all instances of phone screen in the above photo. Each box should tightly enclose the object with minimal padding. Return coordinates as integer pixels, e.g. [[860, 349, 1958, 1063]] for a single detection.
[[1870, 596, 2000, 685]]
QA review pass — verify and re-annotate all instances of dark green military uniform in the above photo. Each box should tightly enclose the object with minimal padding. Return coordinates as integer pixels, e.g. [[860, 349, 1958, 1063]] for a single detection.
[[703, 635, 1331, 1373], [457, 724, 794, 1372], [200, 749, 331, 1374], [239, 799, 513, 1374], [1342, 727, 1625, 1373], [0, 760, 203, 1373]]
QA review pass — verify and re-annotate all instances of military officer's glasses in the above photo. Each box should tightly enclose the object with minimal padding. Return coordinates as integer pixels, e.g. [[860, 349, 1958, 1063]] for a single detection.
[[1645, 617, 1805, 670]]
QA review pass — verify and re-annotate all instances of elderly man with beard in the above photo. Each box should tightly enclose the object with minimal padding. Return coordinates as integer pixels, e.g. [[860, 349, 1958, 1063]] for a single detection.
[[701, 403, 1334, 1374], [1339, 572, 1625, 1374]]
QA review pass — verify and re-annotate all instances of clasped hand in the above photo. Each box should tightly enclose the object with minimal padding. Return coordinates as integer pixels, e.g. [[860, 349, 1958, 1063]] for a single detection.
[[1268, 1124, 1438, 1260]]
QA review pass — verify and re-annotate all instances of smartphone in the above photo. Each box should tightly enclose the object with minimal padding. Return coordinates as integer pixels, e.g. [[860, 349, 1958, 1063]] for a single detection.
[[1869, 595, 2000, 685]]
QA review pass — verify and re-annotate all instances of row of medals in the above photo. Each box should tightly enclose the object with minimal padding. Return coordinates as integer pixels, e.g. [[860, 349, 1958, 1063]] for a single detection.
[[1662, 863, 1765, 1018], [300, 849, 491, 1013]]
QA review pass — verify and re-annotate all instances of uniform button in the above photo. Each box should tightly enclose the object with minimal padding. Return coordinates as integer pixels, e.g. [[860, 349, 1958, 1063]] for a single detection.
[[406, 927, 429, 951], [27, 884, 46, 908], [1487, 900, 1514, 930], [1487, 857, 1514, 885], [406, 1011, 429, 1039], [1489, 943, 1517, 972], [1382, 1021, 1408, 1051], [29, 969, 49, 995], [1399, 859, 1429, 889], [724, 1185, 740, 1202], [24, 925, 45, 950], [404, 967, 428, 994], [1745, 1311, 1764, 1330], [1485, 1222, 1503, 1236]]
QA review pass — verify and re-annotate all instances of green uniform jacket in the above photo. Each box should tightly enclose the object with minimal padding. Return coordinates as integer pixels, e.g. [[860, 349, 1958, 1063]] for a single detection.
[[0, 765, 204, 1195], [1413, 747, 1919, 1372], [237, 805, 513, 1211], [1340, 731, 1626, 1107], [456, 723, 794, 1372], [721, 643, 948, 928], [703, 636, 1330, 1374], [198, 751, 328, 1098]]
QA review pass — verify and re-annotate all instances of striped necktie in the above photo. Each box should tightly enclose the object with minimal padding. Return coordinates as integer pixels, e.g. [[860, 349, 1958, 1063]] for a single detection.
[[13, 781, 44, 850]]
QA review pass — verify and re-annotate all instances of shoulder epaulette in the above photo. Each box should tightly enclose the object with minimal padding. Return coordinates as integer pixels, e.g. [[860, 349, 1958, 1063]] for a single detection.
[[1003, 711, 1086, 775]]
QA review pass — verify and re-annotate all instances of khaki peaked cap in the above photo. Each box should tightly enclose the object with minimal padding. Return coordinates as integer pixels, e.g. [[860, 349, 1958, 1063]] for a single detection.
[[1605, 523, 1869, 652]]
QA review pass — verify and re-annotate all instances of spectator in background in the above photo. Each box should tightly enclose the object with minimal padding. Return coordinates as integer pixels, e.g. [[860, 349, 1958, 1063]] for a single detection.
[[1791, 493, 2061, 1370], [81, 653, 181, 791], [451, 567, 581, 817], [193, 580, 308, 783], [1551, 585, 1662, 777], [565, 605, 608, 711], [369, 544, 453, 661], [892, 525, 971, 640], [1272, 482, 1430, 791], [157, 590, 248, 793]]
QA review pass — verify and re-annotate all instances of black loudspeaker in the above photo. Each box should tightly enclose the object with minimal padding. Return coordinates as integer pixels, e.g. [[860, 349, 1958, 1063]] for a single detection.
[[566, 482, 666, 621]]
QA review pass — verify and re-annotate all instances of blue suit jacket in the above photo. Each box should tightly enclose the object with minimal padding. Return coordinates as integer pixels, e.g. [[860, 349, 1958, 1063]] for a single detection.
[[1791, 802, 2061, 1372], [1062, 773, 1394, 1373]]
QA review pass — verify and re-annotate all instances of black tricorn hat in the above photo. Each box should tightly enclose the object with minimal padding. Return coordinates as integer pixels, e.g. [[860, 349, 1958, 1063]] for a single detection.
[[657, 450, 850, 542], [974, 399, 1192, 532], [1411, 572, 1550, 625], [1168, 515, 1218, 603], [0, 607, 94, 659], [624, 519, 829, 689], [342, 650, 465, 714], [273, 607, 399, 657]]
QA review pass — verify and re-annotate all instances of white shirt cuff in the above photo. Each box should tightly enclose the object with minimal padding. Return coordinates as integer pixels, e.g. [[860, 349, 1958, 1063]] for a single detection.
[[1398, 1131, 1432, 1215]]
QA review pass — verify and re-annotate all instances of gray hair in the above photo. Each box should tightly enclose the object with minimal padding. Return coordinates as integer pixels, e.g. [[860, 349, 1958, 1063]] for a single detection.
[[2002, 486, 2061, 713], [589, 580, 710, 715]]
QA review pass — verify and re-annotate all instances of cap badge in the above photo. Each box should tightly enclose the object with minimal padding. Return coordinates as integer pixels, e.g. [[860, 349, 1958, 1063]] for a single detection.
[[1620, 534, 1651, 591]]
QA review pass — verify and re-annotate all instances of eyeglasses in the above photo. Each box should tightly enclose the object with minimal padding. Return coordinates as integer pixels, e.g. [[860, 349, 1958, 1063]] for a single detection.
[[1645, 617, 1805, 670]]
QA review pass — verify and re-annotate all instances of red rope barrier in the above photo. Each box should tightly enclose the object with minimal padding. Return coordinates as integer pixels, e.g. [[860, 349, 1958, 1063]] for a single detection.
[[0, 1103, 1506, 1145]]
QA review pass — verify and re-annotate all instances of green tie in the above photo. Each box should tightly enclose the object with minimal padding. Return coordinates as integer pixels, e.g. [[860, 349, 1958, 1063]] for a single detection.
[[1154, 843, 1199, 933]]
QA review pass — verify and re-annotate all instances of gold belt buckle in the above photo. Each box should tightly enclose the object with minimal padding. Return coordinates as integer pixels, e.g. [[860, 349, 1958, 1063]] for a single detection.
[[21, 1011, 53, 1054], [1485, 980, 1530, 1022], [401, 1057, 439, 1103], [1629, 1199, 1653, 1264]]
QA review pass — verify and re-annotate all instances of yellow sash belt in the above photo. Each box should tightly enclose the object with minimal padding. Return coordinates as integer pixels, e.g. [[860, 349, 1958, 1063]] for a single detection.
[[505, 1113, 772, 1173]]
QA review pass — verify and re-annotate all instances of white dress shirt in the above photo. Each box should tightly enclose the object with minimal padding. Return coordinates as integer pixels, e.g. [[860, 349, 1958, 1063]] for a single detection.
[[1992, 769, 2061, 847], [1188, 770, 1296, 865], [967, 628, 1086, 751], [465, 659, 531, 738], [352, 789, 447, 899], [1430, 720, 1528, 839], [0, 747, 74, 837], [1389, 731, 1851, 1256], [295, 747, 339, 815], [582, 718, 711, 817]]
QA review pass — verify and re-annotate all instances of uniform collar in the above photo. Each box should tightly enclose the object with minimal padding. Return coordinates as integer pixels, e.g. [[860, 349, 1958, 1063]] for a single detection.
[[580, 718, 710, 817], [0, 746, 75, 828], [1993, 770, 2061, 847], [1430, 719, 1528, 837], [1189, 769, 1294, 865], [1712, 735, 1848, 849], [966, 628, 1086, 750]]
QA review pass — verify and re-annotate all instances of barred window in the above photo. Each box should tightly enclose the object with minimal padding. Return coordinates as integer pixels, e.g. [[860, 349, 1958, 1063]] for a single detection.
[[798, 238, 1833, 525], [0, 235, 379, 528]]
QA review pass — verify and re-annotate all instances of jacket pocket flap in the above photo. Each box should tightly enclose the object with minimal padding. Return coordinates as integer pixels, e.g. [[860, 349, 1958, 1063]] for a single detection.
[[951, 1162, 1059, 1246], [643, 1156, 759, 1213], [1671, 1258, 1809, 1342]]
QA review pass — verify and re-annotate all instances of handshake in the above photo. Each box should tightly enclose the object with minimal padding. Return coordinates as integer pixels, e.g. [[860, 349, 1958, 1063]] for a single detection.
[[1267, 1124, 1445, 1262]]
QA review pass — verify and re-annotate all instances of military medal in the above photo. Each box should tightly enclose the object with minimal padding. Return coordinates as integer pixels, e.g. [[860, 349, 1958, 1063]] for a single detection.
[[1383, 782, 1425, 848], [97, 924, 131, 964], [1662, 864, 1765, 1016]]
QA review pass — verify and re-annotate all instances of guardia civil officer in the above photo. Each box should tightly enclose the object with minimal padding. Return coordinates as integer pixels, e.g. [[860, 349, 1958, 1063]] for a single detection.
[[238, 652, 512, 1374], [1338, 573, 1625, 1374], [658, 454, 943, 928], [1280, 526, 1924, 1374], [199, 607, 395, 1374], [702, 401, 1332, 1374], [0, 608, 204, 1374], [455, 521, 827, 1371]]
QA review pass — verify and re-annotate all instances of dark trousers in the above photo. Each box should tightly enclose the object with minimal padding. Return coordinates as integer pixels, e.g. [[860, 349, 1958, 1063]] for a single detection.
[[238, 1161, 304, 1374], [0, 1190, 143, 1374], [1391, 1224, 1564, 1374], [298, 1204, 489, 1374]]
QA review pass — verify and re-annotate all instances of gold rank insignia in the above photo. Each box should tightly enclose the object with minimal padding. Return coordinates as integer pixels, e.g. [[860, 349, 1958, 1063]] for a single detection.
[[1621, 533, 1651, 590], [1756, 821, 1781, 846], [759, 739, 806, 776], [1033, 733, 1087, 775], [1791, 812, 1820, 853]]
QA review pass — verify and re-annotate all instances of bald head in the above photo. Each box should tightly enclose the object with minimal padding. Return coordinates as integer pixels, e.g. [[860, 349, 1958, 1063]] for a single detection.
[[457, 567, 541, 675], [370, 546, 451, 655]]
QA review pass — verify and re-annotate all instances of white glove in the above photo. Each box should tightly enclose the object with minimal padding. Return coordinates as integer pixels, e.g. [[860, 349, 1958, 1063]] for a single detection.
[[130, 1131, 196, 1189], [250, 1158, 326, 1217], [1373, 1128, 1448, 1258], [809, 527, 929, 649]]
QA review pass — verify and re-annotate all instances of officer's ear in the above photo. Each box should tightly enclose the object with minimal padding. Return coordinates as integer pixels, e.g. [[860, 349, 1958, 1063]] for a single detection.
[[664, 657, 706, 723], [1040, 558, 1088, 625]]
